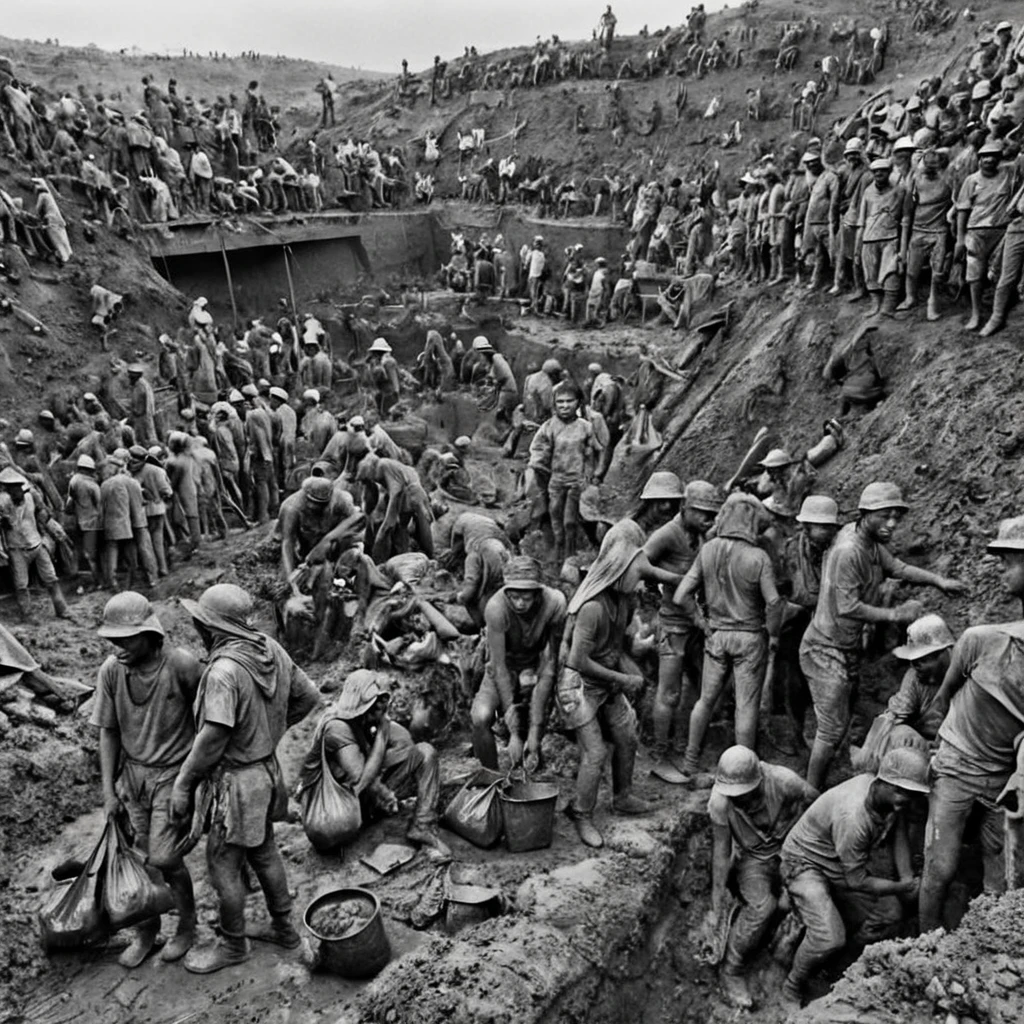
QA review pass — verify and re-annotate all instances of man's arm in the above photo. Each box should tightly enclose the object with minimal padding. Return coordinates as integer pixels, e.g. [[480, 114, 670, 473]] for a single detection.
[[674, 557, 708, 633], [932, 631, 973, 713], [170, 721, 232, 819], [884, 547, 966, 594], [833, 549, 925, 626], [98, 726, 122, 816], [708, 822, 733, 921], [485, 618, 518, 713], [567, 601, 642, 692]]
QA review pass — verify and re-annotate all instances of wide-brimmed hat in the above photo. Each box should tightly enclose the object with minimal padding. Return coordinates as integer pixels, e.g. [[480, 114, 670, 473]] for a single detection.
[[98, 591, 165, 639], [892, 614, 955, 661], [180, 583, 259, 640]]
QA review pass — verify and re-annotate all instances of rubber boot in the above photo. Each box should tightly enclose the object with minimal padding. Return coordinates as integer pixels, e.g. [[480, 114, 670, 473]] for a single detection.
[[161, 922, 195, 962], [926, 284, 940, 322], [896, 278, 917, 311], [879, 291, 900, 317], [184, 933, 251, 974], [565, 805, 603, 848], [965, 284, 983, 331], [14, 589, 34, 622], [247, 912, 302, 950], [48, 582, 69, 618], [781, 973, 803, 1009], [612, 788, 655, 815], [119, 920, 161, 968], [721, 968, 755, 1009], [979, 285, 1012, 337]]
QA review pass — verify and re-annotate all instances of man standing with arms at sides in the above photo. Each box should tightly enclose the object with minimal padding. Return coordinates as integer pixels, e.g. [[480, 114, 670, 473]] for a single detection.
[[897, 148, 952, 321]]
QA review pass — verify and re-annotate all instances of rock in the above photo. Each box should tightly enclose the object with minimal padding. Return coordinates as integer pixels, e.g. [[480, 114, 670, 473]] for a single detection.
[[925, 977, 948, 1003], [0, 710, 9, 736], [944, 1014, 958, 1024], [604, 822, 662, 859], [949, 981, 965, 997]]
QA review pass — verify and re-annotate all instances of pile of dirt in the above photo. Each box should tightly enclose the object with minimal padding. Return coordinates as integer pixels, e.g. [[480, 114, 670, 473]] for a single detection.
[[793, 889, 1024, 1024]]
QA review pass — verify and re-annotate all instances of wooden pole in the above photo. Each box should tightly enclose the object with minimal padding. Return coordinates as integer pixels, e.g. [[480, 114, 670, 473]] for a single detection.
[[282, 245, 299, 324], [218, 232, 239, 332]]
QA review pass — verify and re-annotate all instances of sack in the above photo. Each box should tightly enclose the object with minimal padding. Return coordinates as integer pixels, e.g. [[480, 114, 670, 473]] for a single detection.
[[626, 405, 662, 454], [38, 820, 111, 951], [850, 713, 897, 774], [301, 730, 362, 852], [103, 816, 174, 931], [442, 767, 504, 848]]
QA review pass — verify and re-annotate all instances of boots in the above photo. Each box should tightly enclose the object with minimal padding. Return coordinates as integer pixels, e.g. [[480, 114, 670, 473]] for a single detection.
[[119, 922, 160, 968], [565, 805, 603, 848], [406, 824, 453, 861], [896, 280, 917, 311], [612, 789, 655, 815], [13, 589, 33, 621], [184, 933, 251, 974], [879, 291, 900, 317], [979, 285, 1012, 337], [651, 756, 689, 784], [49, 582, 69, 618], [161, 921, 195, 962], [247, 913, 302, 950]]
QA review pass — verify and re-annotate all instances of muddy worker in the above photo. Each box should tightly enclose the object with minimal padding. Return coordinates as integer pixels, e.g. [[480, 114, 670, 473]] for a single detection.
[[366, 338, 401, 417], [419, 329, 454, 397], [65, 454, 102, 588], [589, 368, 627, 483], [299, 337, 333, 394], [91, 592, 203, 967], [674, 492, 783, 779], [854, 157, 906, 316], [800, 482, 965, 790], [448, 512, 512, 628], [128, 444, 174, 578], [829, 138, 870, 297], [300, 389, 335, 457], [171, 583, 321, 972], [0, 466, 69, 619], [244, 388, 279, 525], [268, 386, 296, 490], [897, 147, 952, 321], [918, 516, 1024, 931], [472, 555, 566, 771], [780, 748, 930, 1008], [705, 746, 818, 1009], [853, 614, 955, 773], [127, 363, 159, 447], [356, 451, 434, 561], [473, 336, 519, 426], [644, 478, 722, 784], [504, 357, 562, 457], [558, 523, 652, 848], [529, 381, 601, 564], [298, 670, 450, 857], [166, 432, 202, 555]]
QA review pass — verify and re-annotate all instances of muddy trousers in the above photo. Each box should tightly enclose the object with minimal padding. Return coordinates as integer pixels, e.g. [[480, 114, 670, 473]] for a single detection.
[[103, 538, 138, 588], [134, 527, 159, 586], [548, 480, 581, 559], [207, 821, 292, 938], [724, 854, 780, 970], [367, 724, 441, 831], [148, 515, 169, 574], [572, 694, 638, 814], [651, 628, 702, 759], [77, 528, 101, 583]]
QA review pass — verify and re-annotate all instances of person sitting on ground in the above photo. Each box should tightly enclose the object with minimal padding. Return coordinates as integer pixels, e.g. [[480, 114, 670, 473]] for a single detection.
[[298, 669, 451, 857], [472, 555, 566, 771]]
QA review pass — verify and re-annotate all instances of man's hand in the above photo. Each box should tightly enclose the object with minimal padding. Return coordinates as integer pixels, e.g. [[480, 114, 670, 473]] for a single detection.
[[892, 599, 926, 624], [937, 576, 967, 596], [168, 782, 192, 824], [377, 787, 399, 816], [620, 673, 645, 697], [507, 733, 525, 767], [899, 877, 920, 900], [954, 241, 966, 263], [524, 733, 541, 774], [103, 793, 122, 819]]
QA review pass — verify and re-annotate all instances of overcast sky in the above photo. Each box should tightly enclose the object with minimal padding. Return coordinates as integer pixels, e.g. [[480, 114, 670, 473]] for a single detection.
[[5, 1, 727, 72]]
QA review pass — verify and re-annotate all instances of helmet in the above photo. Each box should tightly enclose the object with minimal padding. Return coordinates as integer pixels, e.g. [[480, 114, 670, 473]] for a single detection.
[[0, 466, 28, 487], [641, 471, 685, 501], [844, 138, 865, 155], [228, 388, 244, 403], [869, 157, 893, 172], [454, 435, 471, 449], [38, 410, 55, 423], [127, 363, 145, 376], [14, 428, 34, 446], [541, 358, 563, 375], [97, 591, 165, 639], [892, 136, 916, 153], [979, 139, 1003, 157], [301, 476, 334, 504], [147, 445, 164, 460], [503, 555, 543, 590], [858, 481, 909, 512], [348, 415, 366, 431], [302, 388, 320, 404], [180, 583, 255, 636], [685, 480, 723, 512], [368, 337, 392, 354], [760, 448, 794, 469], [988, 514, 1024, 552], [76, 454, 96, 470], [128, 445, 148, 462], [269, 386, 289, 402], [763, 494, 796, 517], [241, 383, 259, 398], [877, 747, 930, 794], [892, 614, 955, 661], [472, 335, 494, 352], [713, 745, 763, 798], [797, 495, 839, 525]]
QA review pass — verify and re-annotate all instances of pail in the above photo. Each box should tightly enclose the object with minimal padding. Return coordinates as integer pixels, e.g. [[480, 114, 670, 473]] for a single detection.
[[303, 887, 391, 978], [498, 781, 558, 852]]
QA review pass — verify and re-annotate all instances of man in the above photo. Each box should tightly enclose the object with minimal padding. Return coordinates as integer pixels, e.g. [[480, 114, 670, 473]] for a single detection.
[[91, 592, 202, 967], [979, 164, 1024, 337], [801, 150, 840, 291], [829, 138, 870, 296], [299, 670, 450, 856], [781, 747, 929, 1007], [299, 389, 335, 457], [473, 336, 519, 425], [898, 148, 952, 321], [299, 339, 333, 394], [853, 614, 955, 773], [127, 364, 158, 447], [129, 445, 174, 577], [166, 432, 201, 554], [706, 746, 818, 1009], [585, 256, 611, 325], [526, 237, 547, 314], [674, 492, 783, 778], [955, 139, 1015, 331], [0, 467, 69, 619], [268, 386, 296, 490], [356, 452, 434, 561], [918, 516, 1024, 931], [644, 478, 722, 783], [244, 389, 279, 525], [171, 584, 321, 972], [472, 555, 566, 771], [65, 454, 102, 587], [799, 481, 965, 790], [366, 338, 400, 417], [505, 358, 562, 458], [855, 158, 906, 316], [449, 512, 512, 628]]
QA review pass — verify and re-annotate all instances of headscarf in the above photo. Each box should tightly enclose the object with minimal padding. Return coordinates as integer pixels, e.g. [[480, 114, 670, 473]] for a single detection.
[[567, 520, 644, 615]]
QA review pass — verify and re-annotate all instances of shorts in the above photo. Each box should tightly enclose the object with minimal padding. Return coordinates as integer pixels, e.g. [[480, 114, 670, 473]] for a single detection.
[[836, 223, 858, 263], [657, 625, 703, 678], [965, 226, 1004, 283], [802, 222, 831, 257], [907, 231, 948, 278], [8, 543, 58, 590], [117, 760, 188, 869], [860, 238, 900, 292], [799, 639, 860, 747]]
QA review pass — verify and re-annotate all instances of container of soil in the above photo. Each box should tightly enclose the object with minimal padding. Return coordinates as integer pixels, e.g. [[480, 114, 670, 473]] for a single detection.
[[303, 887, 391, 978], [498, 779, 559, 852]]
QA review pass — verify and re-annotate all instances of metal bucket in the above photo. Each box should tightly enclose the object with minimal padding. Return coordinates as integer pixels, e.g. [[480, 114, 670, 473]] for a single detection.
[[498, 781, 559, 852], [303, 887, 391, 979]]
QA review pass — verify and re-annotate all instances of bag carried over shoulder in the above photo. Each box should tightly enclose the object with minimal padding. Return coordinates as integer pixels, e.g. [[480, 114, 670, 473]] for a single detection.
[[442, 767, 504, 848], [300, 727, 362, 852]]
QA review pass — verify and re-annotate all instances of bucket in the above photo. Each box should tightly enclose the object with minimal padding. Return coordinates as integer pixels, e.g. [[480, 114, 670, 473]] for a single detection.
[[498, 781, 559, 852], [303, 887, 391, 978]]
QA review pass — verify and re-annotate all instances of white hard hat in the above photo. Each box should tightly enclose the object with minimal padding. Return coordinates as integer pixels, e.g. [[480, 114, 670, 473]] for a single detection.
[[302, 388, 320, 403], [368, 337, 392, 354], [472, 335, 494, 352]]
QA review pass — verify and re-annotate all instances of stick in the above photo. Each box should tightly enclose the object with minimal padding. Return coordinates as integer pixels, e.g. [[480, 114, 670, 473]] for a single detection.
[[724, 426, 771, 492]]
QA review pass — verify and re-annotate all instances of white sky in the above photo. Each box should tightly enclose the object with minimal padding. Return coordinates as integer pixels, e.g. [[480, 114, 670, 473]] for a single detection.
[[4, 1, 728, 72]]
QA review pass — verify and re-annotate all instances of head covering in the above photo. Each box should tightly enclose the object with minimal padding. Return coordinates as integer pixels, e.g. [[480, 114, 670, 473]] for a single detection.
[[892, 136, 916, 153], [228, 388, 244, 403], [127, 363, 145, 376], [454, 435, 471, 449], [844, 138, 865, 155], [979, 139, 1004, 157], [301, 476, 334, 504], [716, 492, 767, 545], [892, 614, 956, 661], [368, 337, 392, 354], [0, 467, 28, 487], [870, 157, 893, 171], [38, 409, 56, 423], [567, 520, 645, 615], [14, 428, 34, 447], [472, 335, 494, 352], [685, 480, 723, 513], [641, 471, 685, 501], [76, 454, 96, 470], [988, 515, 1024, 552], [269, 386, 289, 401], [503, 555, 543, 590], [180, 583, 260, 642], [98, 591, 165, 639], [241, 383, 259, 398], [128, 444, 148, 463], [302, 388, 320, 404], [330, 670, 391, 719], [797, 495, 840, 525]]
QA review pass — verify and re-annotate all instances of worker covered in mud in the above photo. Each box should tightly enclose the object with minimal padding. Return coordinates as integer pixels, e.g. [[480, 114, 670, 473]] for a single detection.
[[799, 482, 965, 791], [780, 748, 930, 1008], [529, 381, 602, 564], [674, 492, 783, 780], [557, 523, 652, 849], [472, 555, 566, 771], [504, 357, 563, 457], [644, 477, 722, 784], [757, 448, 815, 517], [91, 593, 202, 967], [300, 389, 335, 457], [472, 336, 518, 424], [171, 584, 321, 973], [366, 337, 401, 416], [418, 328, 454, 397], [852, 614, 954, 773], [299, 336, 332, 393], [299, 670, 451, 858], [705, 745, 818, 1009], [447, 510, 512, 628], [356, 451, 434, 561], [919, 516, 1024, 933]]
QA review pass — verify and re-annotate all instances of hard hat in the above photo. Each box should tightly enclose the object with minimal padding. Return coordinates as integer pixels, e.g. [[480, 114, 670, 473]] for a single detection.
[[858, 481, 909, 512], [801, 150, 821, 164], [987, 514, 1024, 552], [503, 555, 543, 590], [127, 363, 145, 375], [98, 591, 165, 639], [763, 494, 796, 518], [38, 410, 55, 423], [14, 428, 34, 446], [269, 386, 289, 401], [128, 445, 148, 462], [685, 480, 723, 513], [147, 446, 164, 460], [193, 296, 208, 308], [257, 378, 271, 391], [877, 746, 931, 794], [241, 383, 259, 398], [180, 583, 255, 636], [713, 745, 763, 798], [0, 466, 28, 486], [472, 335, 494, 352], [541, 358, 563, 375], [972, 80, 992, 101], [76, 454, 96, 470], [302, 388, 320, 403], [595, 256, 608, 266], [997, 20, 1012, 33], [454, 435, 472, 449], [760, 448, 794, 469], [587, 362, 603, 375], [892, 614, 956, 661], [641, 471, 685, 501], [844, 138, 865, 155], [914, 127, 936, 149], [228, 388, 244, 403], [892, 136, 916, 152], [368, 337, 392, 354], [978, 139, 1004, 157], [301, 476, 334, 504], [870, 157, 893, 171], [797, 495, 840, 525], [83, 392, 98, 402], [347, 415, 366, 430]]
